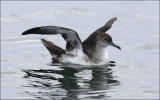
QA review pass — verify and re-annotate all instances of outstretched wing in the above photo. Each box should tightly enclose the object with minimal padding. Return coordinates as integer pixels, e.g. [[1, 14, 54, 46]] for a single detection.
[[22, 26, 83, 52], [95, 17, 117, 33], [83, 17, 117, 49]]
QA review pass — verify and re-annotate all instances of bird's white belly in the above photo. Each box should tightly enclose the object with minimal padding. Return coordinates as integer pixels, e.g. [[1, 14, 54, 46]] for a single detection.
[[95, 48, 109, 65], [61, 55, 91, 65], [60, 48, 109, 65]]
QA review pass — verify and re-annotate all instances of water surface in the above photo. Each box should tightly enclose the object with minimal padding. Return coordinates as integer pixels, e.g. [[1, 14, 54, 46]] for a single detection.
[[1, 1, 159, 99]]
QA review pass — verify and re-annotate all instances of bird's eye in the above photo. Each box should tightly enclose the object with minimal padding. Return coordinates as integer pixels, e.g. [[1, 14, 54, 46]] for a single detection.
[[104, 38, 108, 41]]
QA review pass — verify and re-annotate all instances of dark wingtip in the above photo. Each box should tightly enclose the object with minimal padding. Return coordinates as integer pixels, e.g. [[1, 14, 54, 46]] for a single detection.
[[111, 17, 117, 21], [21, 31, 28, 35], [21, 27, 41, 35], [41, 38, 48, 45], [106, 17, 117, 25], [21, 29, 32, 35], [41, 38, 46, 42], [113, 17, 117, 20], [118, 46, 121, 50]]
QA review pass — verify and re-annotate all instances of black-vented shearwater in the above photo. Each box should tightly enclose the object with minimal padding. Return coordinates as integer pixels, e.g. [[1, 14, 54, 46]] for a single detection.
[[22, 17, 121, 65]]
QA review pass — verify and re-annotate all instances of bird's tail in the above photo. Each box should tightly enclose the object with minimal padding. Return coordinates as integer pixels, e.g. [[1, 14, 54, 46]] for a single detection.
[[41, 39, 66, 59]]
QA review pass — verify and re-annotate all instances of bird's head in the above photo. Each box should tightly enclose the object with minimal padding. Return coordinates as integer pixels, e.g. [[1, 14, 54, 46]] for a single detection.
[[96, 32, 121, 50]]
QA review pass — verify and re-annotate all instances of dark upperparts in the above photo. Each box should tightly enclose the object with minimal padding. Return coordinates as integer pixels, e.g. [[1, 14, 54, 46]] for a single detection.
[[82, 17, 117, 50], [22, 26, 83, 52], [21, 17, 119, 60]]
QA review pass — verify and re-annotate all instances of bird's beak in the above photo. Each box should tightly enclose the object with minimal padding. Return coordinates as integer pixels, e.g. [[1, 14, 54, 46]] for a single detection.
[[109, 42, 121, 50]]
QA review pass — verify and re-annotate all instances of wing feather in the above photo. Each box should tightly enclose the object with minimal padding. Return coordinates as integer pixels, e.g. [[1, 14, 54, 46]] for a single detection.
[[83, 17, 117, 50], [22, 26, 83, 52]]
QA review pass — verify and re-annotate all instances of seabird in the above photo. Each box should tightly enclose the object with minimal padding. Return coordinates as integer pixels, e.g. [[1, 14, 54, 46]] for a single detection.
[[22, 17, 121, 65]]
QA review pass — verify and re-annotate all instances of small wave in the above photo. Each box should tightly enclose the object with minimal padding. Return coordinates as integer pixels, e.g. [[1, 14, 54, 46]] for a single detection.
[[67, 8, 98, 16], [130, 14, 158, 20], [132, 43, 159, 50], [1, 38, 40, 43], [1, 16, 20, 22]]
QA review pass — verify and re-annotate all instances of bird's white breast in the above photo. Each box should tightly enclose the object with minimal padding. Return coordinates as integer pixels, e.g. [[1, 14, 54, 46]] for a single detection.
[[59, 48, 109, 65], [94, 48, 109, 65]]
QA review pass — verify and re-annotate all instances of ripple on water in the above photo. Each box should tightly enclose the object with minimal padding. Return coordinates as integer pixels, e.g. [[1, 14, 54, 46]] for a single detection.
[[1, 1, 159, 99], [20, 63, 120, 99], [132, 43, 159, 50]]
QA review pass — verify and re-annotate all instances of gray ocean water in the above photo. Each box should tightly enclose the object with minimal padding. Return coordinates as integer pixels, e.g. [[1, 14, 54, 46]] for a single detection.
[[1, 1, 159, 99]]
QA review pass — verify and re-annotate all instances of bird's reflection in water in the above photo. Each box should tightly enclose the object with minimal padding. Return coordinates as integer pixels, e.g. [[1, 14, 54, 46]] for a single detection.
[[89, 67, 119, 91], [22, 62, 120, 99]]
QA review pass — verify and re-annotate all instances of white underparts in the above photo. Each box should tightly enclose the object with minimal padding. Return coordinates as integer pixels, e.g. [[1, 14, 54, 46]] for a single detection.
[[58, 48, 109, 65]]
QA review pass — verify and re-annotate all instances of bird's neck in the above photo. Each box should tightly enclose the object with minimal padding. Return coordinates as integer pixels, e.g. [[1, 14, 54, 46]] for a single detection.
[[91, 46, 109, 64]]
